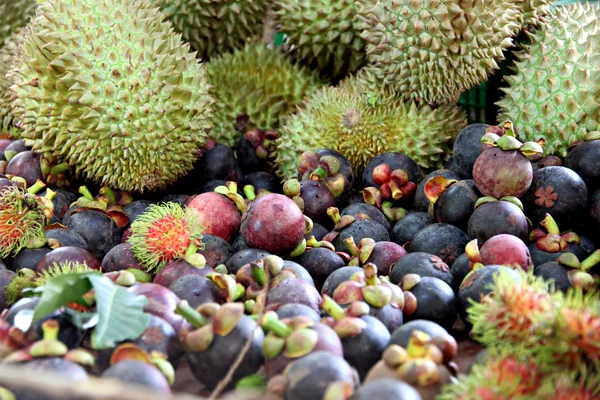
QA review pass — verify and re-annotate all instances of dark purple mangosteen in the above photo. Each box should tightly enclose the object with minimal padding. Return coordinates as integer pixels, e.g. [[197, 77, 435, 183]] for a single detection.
[[390, 212, 432, 246], [266, 278, 322, 313], [168, 275, 224, 309], [36, 246, 101, 273], [449, 253, 470, 293], [284, 179, 335, 227], [235, 127, 277, 175], [128, 283, 184, 333], [414, 169, 462, 212], [434, 180, 479, 231], [275, 303, 321, 323], [452, 123, 488, 179], [340, 203, 391, 231], [307, 222, 328, 242], [409, 223, 470, 266], [590, 189, 600, 235], [122, 200, 155, 228], [390, 252, 454, 290], [231, 234, 250, 253], [65, 209, 122, 260], [197, 234, 234, 267], [101, 242, 144, 273], [297, 149, 355, 201], [332, 220, 390, 253], [352, 379, 422, 400], [3, 140, 28, 162], [101, 360, 170, 393], [321, 266, 363, 297], [153, 259, 215, 288], [38, 188, 76, 222], [5, 151, 43, 188], [295, 247, 346, 288], [467, 200, 529, 244], [402, 276, 457, 331], [225, 249, 271, 274], [522, 166, 588, 230], [362, 152, 423, 188], [245, 171, 282, 194], [45, 227, 88, 250], [5, 247, 52, 272], [527, 214, 587, 267], [564, 139, 600, 193]]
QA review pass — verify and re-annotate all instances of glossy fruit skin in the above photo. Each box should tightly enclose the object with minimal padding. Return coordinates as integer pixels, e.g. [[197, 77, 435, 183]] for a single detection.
[[435, 180, 479, 231], [127, 283, 184, 333], [36, 246, 101, 273], [45, 228, 88, 250], [409, 223, 470, 266], [467, 200, 529, 244], [320, 266, 363, 298], [153, 259, 215, 288], [186, 315, 264, 391], [225, 249, 271, 274], [414, 169, 461, 212], [245, 171, 282, 194], [479, 234, 533, 271], [340, 203, 391, 231], [452, 123, 488, 179], [168, 275, 223, 309], [522, 166, 588, 229], [534, 262, 573, 293], [101, 360, 171, 393], [6, 247, 52, 272], [563, 140, 600, 193], [275, 303, 321, 323], [266, 278, 322, 313], [340, 315, 390, 380], [66, 209, 122, 260], [472, 147, 533, 198], [197, 234, 234, 267], [188, 192, 241, 243], [5, 150, 42, 187], [101, 243, 144, 273], [391, 211, 432, 246], [298, 180, 336, 227], [527, 242, 586, 267], [405, 277, 457, 331], [351, 378, 422, 400], [240, 193, 306, 255], [390, 252, 454, 290], [333, 220, 390, 252], [295, 247, 345, 289], [591, 190, 600, 236]]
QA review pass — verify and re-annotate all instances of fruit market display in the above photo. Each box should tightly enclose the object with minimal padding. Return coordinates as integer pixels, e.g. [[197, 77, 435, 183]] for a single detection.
[[0, 0, 599, 399]]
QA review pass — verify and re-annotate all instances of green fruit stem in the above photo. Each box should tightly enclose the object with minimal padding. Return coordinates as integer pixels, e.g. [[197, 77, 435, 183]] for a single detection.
[[541, 213, 560, 235], [27, 179, 46, 195], [364, 264, 378, 286], [251, 262, 267, 288], [243, 185, 256, 201], [310, 166, 328, 181], [327, 207, 341, 224], [99, 186, 116, 203], [175, 300, 208, 329], [580, 249, 600, 272], [78, 186, 95, 201], [44, 188, 57, 202], [320, 295, 347, 321], [184, 241, 206, 268], [260, 313, 293, 338]]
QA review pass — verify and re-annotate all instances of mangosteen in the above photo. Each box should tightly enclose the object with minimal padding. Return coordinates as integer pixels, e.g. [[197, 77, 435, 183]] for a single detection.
[[450, 253, 471, 292], [307, 222, 328, 241], [153, 258, 215, 288], [175, 142, 239, 191], [389, 319, 457, 364], [321, 297, 391, 379], [65, 208, 122, 260], [231, 235, 250, 253], [101, 242, 144, 273], [122, 200, 155, 227], [466, 234, 533, 272], [452, 123, 488, 179], [362, 152, 423, 189], [0, 269, 15, 310], [266, 278, 322, 313], [414, 169, 461, 212], [226, 249, 271, 274], [284, 179, 336, 227], [127, 283, 184, 333], [351, 379, 422, 400], [331, 219, 390, 253], [277, 351, 357, 400], [5, 247, 52, 272], [297, 149, 355, 201], [295, 247, 345, 288], [563, 139, 600, 192], [240, 193, 307, 256], [178, 301, 265, 391], [38, 188, 76, 221], [527, 214, 587, 267], [391, 212, 432, 246], [522, 166, 588, 229], [101, 359, 171, 393], [534, 250, 600, 293], [260, 312, 343, 378], [409, 223, 470, 266], [458, 265, 520, 326], [590, 189, 600, 235], [432, 179, 479, 231], [340, 203, 391, 231], [235, 127, 277, 175], [467, 200, 529, 244], [168, 274, 226, 308], [401, 276, 457, 331], [36, 246, 101, 273], [321, 266, 363, 297], [45, 227, 88, 250], [275, 304, 321, 323], [390, 252, 454, 290], [579, 235, 598, 257], [244, 171, 281, 194], [5, 151, 43, 187], [197, 234, 235, 267]]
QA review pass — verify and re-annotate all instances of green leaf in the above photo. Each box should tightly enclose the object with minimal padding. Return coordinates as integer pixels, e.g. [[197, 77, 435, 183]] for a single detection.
[[63, 307, 99, 330], [32, 272, 98, 322], [88, 275, 151, 350]]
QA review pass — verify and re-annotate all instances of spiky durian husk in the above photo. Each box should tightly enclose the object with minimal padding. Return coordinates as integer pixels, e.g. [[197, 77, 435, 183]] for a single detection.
[[206, 43, 323, 146], [521, 1, 551, 30], [273, 0, 367, 79], [8, 0, 214, 193], [0, 28, 25, 138], [152, 0, 269, 60], [356, 0, 522, 106], [127, 202, 204, 273], [496, 3, 600, 158], [0, 0, 37, 50], [437, 348, 544, 400], [274, 81, 467, 180], [0, 186, 46, 259]]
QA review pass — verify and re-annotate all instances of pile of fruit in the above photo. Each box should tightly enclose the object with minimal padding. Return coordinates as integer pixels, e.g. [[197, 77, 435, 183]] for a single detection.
[[0, 0, 599, 399]]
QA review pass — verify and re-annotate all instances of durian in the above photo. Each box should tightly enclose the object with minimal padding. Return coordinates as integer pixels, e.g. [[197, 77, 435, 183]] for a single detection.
[[273, 0, 367, 79], [521, 1, 552, 30], [0, 0, 37, 50], [356, 0, 522, 106], [496, 3, 600, 158], [0, 29, 25, 137], [8, 0, 214, 193], [152, 0, 269, 60], [206, 43, 323, 147], [274, 80, 467, 180]]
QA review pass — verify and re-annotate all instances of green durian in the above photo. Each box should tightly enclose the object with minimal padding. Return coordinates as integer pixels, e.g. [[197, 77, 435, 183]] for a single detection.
[[274, 80, 467, 180], [0, 0, 37, 50], [206, 42, 324, 146], [496, 2, 600, 158], [8, 0, 214, 193], [356, 0, 522, 106], [0, 29, 25, 138], [521, 1, 552, 30], [273, 0, 367, 79], [152, 0, 270, 60]]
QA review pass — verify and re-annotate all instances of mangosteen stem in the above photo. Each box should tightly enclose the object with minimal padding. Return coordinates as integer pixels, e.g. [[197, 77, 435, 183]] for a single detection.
[[41, 319, 60, 341], [99, 186, 116, 203], [541, 213, 561, 235], [78, 186, 95, 201], [580, 249, 600, 272], [344, 237, 360, 257], [243, 185, 256, 201], [44, 188, 57, 202], [320, 295, 347, 321], [327, 207, 341, 224], [406, 330, 430, 358], [260, 312, 292, 338], [251, 262, 267, 287], [174, 300, 208, 328], [184, 240, 207, 268], [49, 162, 70, 176], [310, 166, 327, 181], [363, 263, 378, 286], [27, 179, 46, 195]]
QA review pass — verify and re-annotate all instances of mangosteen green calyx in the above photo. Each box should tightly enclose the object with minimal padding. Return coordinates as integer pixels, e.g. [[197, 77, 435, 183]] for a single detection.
[[332, 263, 409, 332], [0, 179, 55, 258], [528, 213, 586, 266], [259, 310, 342, 378], [297, 149, 355, 201], [472, 120, 543, 202], [320, 296, 390, 380], [364, 330, 453, 399], [175, 300, 264, 391], [535, 251, 600, 293], [323, 207, 390, 253]]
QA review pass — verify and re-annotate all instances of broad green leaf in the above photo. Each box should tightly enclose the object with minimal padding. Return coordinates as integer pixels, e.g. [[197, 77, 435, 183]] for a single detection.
[[32, 272, 99, 322], [88, 275, 151, 350], [63, 307, 99, 330]]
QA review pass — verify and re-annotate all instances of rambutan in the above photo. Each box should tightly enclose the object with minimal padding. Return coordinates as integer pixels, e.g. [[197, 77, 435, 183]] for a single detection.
[[467, 269, 559, 348], [538, 370, 600, 400], [127, 202, 205, 273], [437, 348, 544, 400], [34, 261, 97, 287], [0, 185, 49, 258]]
